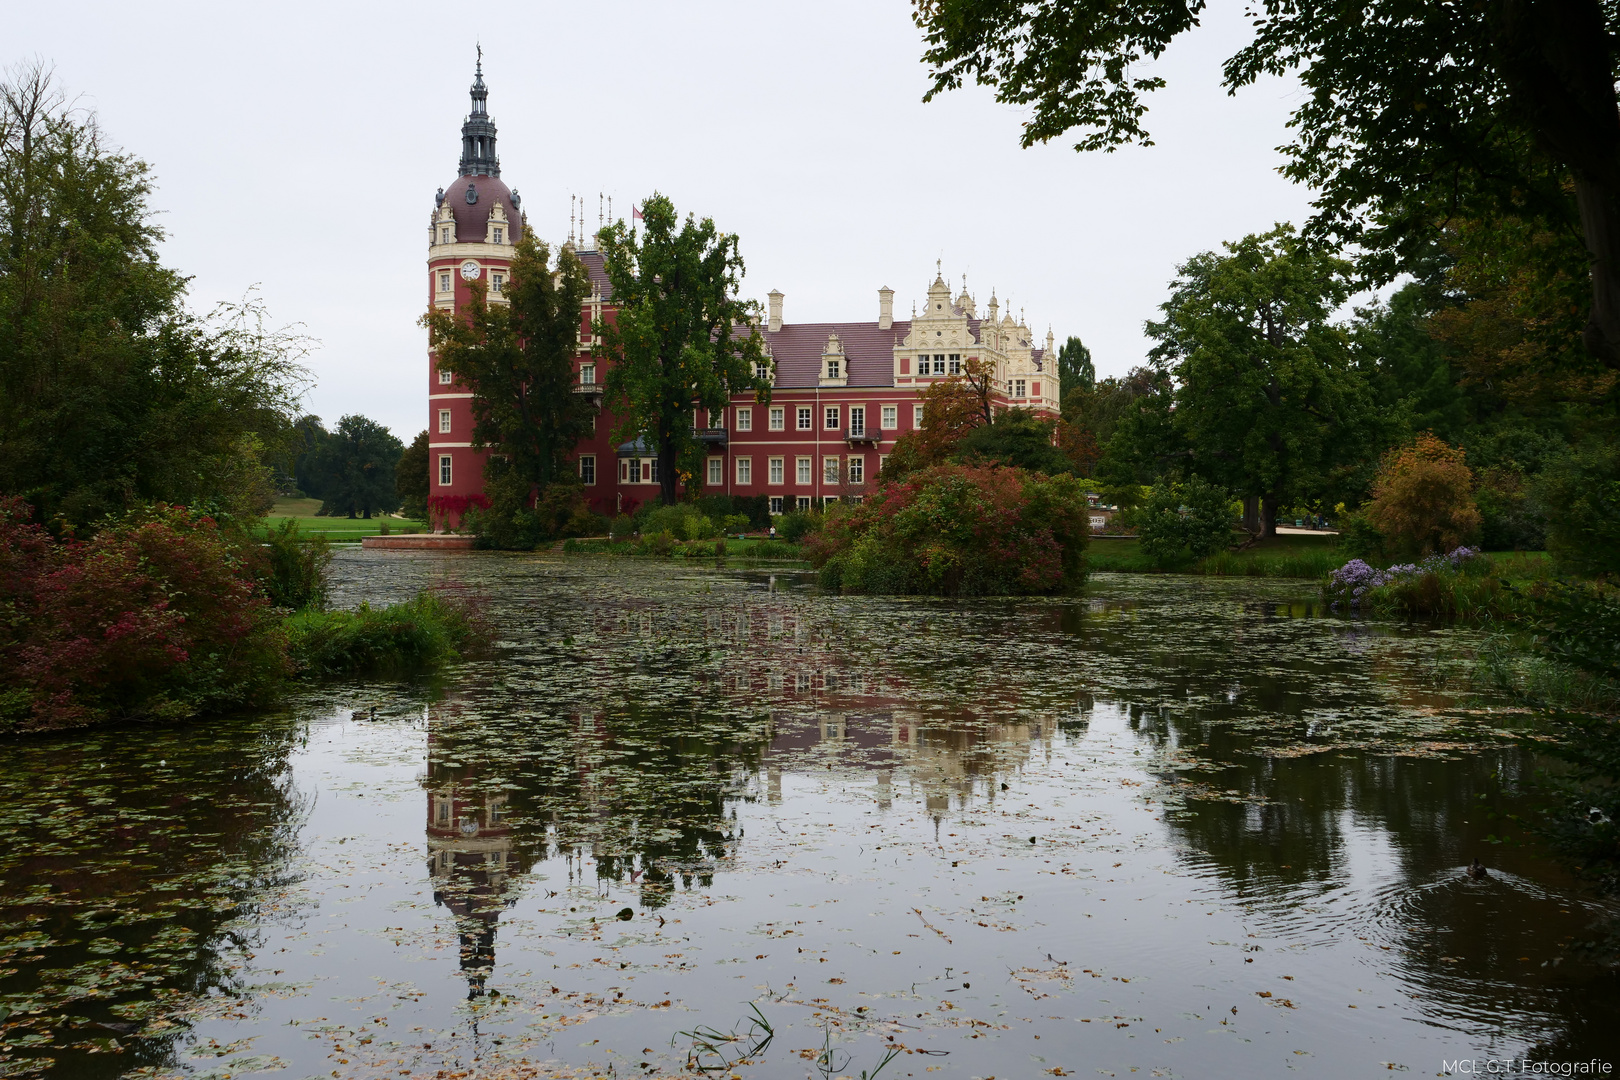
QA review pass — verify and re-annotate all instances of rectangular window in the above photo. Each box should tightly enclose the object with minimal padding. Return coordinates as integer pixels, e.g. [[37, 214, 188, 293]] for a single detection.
[[491, 273, 504, 293], [949, 354, 961, 374], [438, 455, 452, 486], [627, 458, 642, 483], [824, 406, 839, 430], [796, 457, 812, 485], [736, 457, 752, 485], [493, 227, 503, 244], [649, 458, 660, 483], [797, 496, 812, 511], [824, 495, 840, 507], [579, 455, 596, 485], [848, 456, 864, 483], [879, 454, 889, 474], [769, 496, 784, 515], [849, 406, 865, 437], [823, 457, 840, 483], [797, 406, 812, 430], [827, 359, 841, 380], [934, 354, 946, 375], [1015, 379, 1027, 397], [440, 228, 450, 245], [769, 407, 785, 431], [438, 410, 451, 434], [913, 404, 924, 428], [769, 457, 784, 484], [439, 368, 453, 385], [736, 407, 752, 432], [881, 405, 897, 429], [438, 272, 451, 292], [708, 457, 723, 486], [580, 363, 596, 385], [755, 361, 772, 382]]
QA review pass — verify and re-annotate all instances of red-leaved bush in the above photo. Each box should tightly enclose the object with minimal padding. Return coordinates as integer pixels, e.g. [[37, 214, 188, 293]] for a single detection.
[[805, 465, 1090, 595], [0, 500, 289, 730]]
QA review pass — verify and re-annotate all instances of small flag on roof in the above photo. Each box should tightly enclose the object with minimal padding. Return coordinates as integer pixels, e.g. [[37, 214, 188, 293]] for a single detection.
[[632, 206, 644, 221]]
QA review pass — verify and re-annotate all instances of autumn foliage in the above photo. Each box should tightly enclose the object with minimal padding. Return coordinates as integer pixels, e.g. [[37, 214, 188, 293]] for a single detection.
[[1364, 434, 1482, 558], [0, 501, 288, 730], [806, 464, 1090, 596]]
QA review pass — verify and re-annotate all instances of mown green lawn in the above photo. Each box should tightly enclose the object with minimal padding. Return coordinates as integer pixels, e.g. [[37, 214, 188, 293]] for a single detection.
[[257, 499, 425, 541]]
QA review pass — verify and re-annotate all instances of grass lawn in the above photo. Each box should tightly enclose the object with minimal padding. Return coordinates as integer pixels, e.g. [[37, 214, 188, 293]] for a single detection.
[[258, 498, 426, 542], [1088, 530, 1344, 577]]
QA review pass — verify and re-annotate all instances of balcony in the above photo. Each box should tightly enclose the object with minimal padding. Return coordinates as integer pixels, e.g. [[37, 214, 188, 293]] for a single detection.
[[572, 380, 604, 401], [844, 426, 880, 446], [696, 427, 728, 446]]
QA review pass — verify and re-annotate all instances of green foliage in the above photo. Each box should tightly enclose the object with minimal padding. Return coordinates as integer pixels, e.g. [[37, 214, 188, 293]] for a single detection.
[[808, 465, 1090, 596], [1538, 440, 1620, 577], [1475, 467, 1546, 552], [0, 66, 306, 530], [255, 519, 331, 610], [395, 430, 430, 522], [285, 587, 490, 678], [1333, 511, 1385, 561], [1126, 476, 1236, 569], [465, 468, 600, 550], [1057, 335, 1094, 395], [776, 509, 821, 543], [595, 193, 771, 505], [1129, 225, 1374, 527], [304, 414, 403, 519], [693, 493, 769, 531], [422, 236, 595, 494], [953, 409, 1072, 474], [912, 0, 1620, 361], [1359, 562, 1507, 622], [1529, 582, 1620, 682]]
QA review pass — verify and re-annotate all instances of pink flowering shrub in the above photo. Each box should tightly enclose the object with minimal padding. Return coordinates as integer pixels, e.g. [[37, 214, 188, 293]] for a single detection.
[[0, 500, 289, 730], [805, 465, 1090, 596]]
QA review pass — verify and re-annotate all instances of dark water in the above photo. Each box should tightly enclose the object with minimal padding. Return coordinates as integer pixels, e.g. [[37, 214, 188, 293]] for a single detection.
[[0, 553, 1615, 1080]]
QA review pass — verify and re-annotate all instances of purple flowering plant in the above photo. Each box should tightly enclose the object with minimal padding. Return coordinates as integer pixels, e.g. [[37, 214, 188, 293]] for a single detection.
[[1327, 547, 1481, 610]]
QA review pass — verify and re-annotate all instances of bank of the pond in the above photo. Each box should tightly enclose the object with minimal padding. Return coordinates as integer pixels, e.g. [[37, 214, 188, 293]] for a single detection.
[[561, 535, 810, 564], [1085, 532, 1344, 577]]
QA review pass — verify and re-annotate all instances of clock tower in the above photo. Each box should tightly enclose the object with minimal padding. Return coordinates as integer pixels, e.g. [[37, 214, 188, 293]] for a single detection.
[[425, 53, 523, 529]]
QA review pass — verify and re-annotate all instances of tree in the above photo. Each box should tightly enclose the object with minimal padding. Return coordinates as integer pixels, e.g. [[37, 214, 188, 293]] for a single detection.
[[0, 63, 306, 529], [1134, 226, 1373, 535], [1057, 335, 1094, 396], [1128, 475, 1237, 568], [913, 0, 1620, 367], [396, 430, 429, 522], [306, 415, 402, 519], [882, 355, 999, 478], [1061, 366, 1159, 476], [1364, 433, 1483, 557], [423, 236, 595, 497], [595, 193, 770, 506], [954, 409, 1072, 474]]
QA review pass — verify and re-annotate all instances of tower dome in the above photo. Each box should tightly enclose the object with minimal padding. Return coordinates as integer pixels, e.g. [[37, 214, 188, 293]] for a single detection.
[[437, 53, 523, 245]]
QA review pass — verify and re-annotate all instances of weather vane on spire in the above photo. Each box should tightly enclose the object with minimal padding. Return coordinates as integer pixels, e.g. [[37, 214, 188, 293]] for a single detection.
[[476, 42, 483, 73]]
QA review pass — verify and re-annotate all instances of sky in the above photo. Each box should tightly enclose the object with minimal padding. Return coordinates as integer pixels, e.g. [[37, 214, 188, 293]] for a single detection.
[[11, 1, 1317, 441]]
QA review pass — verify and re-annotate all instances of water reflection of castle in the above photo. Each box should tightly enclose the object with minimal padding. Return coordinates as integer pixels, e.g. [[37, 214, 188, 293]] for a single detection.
[[419, 658, 1068, 993]]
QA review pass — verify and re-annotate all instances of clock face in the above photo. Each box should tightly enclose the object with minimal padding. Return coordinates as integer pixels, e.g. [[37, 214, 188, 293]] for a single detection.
[[460, 260, 481, 281]]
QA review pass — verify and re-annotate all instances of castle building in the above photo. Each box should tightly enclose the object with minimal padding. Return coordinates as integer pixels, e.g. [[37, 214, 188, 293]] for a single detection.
[[427, 63, 1060, 524]]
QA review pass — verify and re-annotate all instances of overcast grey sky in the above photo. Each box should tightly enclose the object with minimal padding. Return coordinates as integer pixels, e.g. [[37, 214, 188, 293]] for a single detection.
[[13, 1, 1315, 441]]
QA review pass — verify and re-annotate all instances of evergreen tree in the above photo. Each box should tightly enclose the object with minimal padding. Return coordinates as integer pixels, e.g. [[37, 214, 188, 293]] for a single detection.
[[595, 193, 771, 506], [1057, 336, 1094, 395]]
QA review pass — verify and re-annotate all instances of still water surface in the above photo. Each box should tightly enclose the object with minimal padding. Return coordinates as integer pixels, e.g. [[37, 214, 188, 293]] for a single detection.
[[0, 552, 1615, 1079]]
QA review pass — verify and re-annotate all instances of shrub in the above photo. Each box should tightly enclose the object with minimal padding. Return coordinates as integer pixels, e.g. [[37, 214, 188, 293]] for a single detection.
[[1538, 440, 1620, 577], [807, 464, 1090, 596], [609, 514, 637, 541], [1125, 476, 1235, 568], [1324, 547, 1500, 618], [255, 519, 332, 609], [0, 501, 289, 731], [695, 493, 770, 531], [285, 587, 491, 678], [1364, 433, 1482, 558], [1475, 466, 1546, 552], [777, 509, 821, 543]]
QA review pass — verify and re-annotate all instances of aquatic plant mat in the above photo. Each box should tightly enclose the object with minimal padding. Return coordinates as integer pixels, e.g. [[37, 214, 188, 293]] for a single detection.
[[1, 556, 1615, 1078]]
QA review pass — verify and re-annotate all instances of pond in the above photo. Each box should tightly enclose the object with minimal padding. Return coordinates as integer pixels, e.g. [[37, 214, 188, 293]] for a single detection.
[[0, 553, 1615, 1079]]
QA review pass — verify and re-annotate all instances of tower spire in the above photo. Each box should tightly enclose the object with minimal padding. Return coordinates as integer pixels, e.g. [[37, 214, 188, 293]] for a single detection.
[[458, 50, 500, 178]]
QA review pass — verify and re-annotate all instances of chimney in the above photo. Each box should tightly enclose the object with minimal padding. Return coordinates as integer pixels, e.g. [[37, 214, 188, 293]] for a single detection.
[[878, 286, 894, 330], [767, 289, 783, 332]]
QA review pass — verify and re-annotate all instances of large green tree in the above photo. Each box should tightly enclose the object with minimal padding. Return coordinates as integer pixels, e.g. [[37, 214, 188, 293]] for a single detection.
[[423, 236, 595, 497], [1128, 226, 1374, 535], [305, 415, 402, 519], [395, 429, 429, 522], [914, 0, 1620, 367], [595, 193, 771, 506], [0, 64, 305, 529], [1056, 335, 1094, 396]]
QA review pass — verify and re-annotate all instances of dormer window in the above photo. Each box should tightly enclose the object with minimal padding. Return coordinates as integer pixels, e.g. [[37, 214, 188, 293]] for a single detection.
[[493, 227, 503, 244], [440, 228, 450, 245], [755, 361, 771, 381], [827, 359, 841, 380]]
